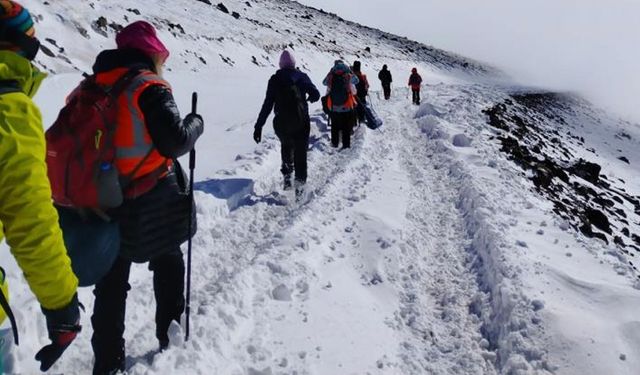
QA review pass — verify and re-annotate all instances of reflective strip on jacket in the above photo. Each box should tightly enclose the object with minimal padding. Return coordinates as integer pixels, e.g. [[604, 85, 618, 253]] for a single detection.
[[0, 51, 78, 310], [93, 68, 172, 181]]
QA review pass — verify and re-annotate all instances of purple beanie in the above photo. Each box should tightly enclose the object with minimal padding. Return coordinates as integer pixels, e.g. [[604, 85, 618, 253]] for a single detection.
[[279, 50, 295, 69]]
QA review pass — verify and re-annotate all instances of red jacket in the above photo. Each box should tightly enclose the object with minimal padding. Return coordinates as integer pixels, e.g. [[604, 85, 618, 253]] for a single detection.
[[408, 73, 422, 90]]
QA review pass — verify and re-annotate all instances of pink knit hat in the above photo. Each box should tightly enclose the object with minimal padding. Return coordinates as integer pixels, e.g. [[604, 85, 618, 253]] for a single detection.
[[116, 21, 169, 63], [279, 50, 295, 69]]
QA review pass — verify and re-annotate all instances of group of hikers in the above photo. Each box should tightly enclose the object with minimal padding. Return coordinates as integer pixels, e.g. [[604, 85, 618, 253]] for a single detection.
[[0, 1, 425, 373], [254, 53, 424, 198]]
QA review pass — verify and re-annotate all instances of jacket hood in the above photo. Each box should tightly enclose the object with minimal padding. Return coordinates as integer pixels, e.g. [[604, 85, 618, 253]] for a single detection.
[[0, 50, 46, 97], [331, 61, 352, 75], [92, 48, 156, 74]]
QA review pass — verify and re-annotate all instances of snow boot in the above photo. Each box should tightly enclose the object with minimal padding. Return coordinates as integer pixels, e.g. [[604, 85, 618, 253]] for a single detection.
[[283, 175, 293, 191], [294, 181, 305, 202], [92, 348, 125, 375]]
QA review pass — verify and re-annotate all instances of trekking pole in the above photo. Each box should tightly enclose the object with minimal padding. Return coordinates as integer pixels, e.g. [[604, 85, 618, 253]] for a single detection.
[[185, 92, 197, 342]]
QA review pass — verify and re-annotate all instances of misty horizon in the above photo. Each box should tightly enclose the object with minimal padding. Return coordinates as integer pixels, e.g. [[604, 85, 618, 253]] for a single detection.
[[297, 0, 640, 123]]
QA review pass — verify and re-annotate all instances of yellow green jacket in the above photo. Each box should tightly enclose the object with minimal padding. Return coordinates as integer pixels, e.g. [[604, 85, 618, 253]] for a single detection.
[[0, 51, 78, 310]]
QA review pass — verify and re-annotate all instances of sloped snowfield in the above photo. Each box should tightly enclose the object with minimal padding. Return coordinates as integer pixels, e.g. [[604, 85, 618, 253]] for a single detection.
[[0, 0, 639, 374]]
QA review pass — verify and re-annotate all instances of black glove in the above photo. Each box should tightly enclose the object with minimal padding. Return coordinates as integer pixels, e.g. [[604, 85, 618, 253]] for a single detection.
[[253, 127, 262, 144], [184, 113, 204, 138], [35, 294, 81, 372]]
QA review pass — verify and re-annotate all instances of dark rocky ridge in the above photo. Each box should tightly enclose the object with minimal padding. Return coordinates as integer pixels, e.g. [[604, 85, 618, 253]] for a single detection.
[[484, 93, 640, 274]]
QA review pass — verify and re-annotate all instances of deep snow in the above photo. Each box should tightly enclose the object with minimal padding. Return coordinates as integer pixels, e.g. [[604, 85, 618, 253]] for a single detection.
[[0, 1, 639, 374]]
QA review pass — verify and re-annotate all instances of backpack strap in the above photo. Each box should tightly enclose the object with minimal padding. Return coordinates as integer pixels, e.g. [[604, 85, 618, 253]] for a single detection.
[[119, 146, 156, 190], [105, 69, 142, 99], [0, 268, 19, 345], [0, 80, 20, 96]]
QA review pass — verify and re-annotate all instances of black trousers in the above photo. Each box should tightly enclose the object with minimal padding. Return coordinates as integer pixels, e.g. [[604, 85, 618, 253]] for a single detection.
[[330, 111, 356, 148], [412, 89, 421, 105], [382, 83, 391, 99], [91, 249, 185, 374], [279, 136, 308, 183]]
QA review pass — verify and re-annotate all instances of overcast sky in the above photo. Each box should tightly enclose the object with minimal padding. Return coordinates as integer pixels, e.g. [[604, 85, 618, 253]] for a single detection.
[[297, 0, 640, 122]]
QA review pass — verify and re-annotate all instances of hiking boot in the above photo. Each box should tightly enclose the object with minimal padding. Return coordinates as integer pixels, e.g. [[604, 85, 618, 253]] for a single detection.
[[93, 351, 125, 375], [159, 338, 169, 351], [294, 181, 305, 202], [283, 175, 293, 191]]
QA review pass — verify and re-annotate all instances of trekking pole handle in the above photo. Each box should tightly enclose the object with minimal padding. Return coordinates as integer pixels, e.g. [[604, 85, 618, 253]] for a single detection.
[[190, 92, 198, 169]]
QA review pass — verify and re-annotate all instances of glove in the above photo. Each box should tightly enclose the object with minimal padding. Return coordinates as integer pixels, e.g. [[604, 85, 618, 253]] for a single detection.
[[35, 294, 81, 372], [253, 127, 262, 144], [184, 113, 204, 138]]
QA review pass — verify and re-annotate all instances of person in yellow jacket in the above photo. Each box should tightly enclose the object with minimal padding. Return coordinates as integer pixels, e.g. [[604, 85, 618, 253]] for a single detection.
[[0, 1, 80, 372]]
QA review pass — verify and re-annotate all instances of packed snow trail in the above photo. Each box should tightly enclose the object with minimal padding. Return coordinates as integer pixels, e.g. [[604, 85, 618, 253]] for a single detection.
[[172, 89, 506, 374], [178, 91, 501, 375]]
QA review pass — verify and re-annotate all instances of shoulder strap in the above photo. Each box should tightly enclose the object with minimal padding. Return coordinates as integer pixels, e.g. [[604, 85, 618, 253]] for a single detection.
[[0, 80, 21, 96], [0, 268, 19, 345], [106, 69, 142, 99], [119, 146, 156, 190], [126, 70, 170, 94]]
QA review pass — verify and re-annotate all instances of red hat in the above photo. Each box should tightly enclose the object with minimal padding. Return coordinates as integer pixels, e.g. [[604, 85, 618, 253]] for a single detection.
[[116, 21, 169, 63], [412, 67, 417, 73]]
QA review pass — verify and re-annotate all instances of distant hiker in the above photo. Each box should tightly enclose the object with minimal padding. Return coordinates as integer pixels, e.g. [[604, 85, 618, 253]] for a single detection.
[[352, 60, 369, 122], [408, 67, 423, 105], [254, 50, 320, 197], [55, 21, 203, 375], [0, 1, 80, 371], [323, 60, 358, 149], [378, 64, 392, 100]]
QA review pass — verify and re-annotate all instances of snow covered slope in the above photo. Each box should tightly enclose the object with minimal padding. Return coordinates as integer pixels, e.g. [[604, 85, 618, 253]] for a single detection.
[[0, 1, 638, 374], [26, 0, 497, 77]]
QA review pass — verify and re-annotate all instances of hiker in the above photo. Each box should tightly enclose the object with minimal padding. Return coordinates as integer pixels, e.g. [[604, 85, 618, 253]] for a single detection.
[[378, 64, 392, 100], [408, 67, 423, 105], [254, 50, 320, 196], [323, 60, 358, 149], [74, 21, 204, 375], [352, 60, 369, 123], [0, 1, 80, 371]]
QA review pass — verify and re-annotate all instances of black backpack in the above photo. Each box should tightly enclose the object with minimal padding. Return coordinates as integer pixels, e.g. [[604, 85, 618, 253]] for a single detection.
[[275, 77, 306, 135]]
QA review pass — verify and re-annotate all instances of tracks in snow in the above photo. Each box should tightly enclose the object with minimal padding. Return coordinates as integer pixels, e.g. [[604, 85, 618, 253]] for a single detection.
[[115, 88, 547, 374], [390, 104, 498, 374]]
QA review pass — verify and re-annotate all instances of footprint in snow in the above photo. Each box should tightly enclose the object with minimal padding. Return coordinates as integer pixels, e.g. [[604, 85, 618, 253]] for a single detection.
[[272, 284, 292, 301]]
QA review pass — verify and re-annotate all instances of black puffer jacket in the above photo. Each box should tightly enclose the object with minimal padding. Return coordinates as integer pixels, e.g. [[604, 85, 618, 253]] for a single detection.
[[378, 68, 392, 85], [92, 49, 203, 262]]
